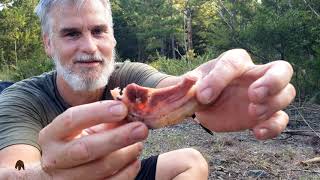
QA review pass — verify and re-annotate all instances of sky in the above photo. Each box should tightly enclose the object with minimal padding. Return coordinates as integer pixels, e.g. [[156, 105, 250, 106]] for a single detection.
[[0, 2, 14, 11]]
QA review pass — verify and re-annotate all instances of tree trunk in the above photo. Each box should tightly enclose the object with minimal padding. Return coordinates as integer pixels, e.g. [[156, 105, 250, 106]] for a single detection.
[[171, 35, 176, 59], [184, 7, 193, 52], [14, 40, 18, 65], [0, 49, 3, 69], [169, 0, 176, 59], [138, 41, 142, 62], [161, 38, 165, 57], [288, 0, 293, 8]]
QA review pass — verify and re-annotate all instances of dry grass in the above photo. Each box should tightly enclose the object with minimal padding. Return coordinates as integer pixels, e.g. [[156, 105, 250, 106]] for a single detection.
[[141, 103, 320, 179]]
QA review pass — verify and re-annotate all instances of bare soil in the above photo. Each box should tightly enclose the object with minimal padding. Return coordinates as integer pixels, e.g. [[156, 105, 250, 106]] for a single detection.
[[141, 103, 320, 179]]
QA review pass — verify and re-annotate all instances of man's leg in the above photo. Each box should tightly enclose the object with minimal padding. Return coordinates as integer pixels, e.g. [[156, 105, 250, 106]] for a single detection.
[[156, 148, 208, 180], [135, 155, 158, 180]]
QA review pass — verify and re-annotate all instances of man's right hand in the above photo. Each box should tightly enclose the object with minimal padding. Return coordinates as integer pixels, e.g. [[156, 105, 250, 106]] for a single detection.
[[9, 101, 149, 179]]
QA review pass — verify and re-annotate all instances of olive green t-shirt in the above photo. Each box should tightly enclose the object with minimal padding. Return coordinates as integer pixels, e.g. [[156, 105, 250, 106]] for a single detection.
[[0, 62, 170, 150]]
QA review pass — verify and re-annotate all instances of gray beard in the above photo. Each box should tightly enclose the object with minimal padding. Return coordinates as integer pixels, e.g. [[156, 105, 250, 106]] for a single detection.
[[53, 51, 115, 92]]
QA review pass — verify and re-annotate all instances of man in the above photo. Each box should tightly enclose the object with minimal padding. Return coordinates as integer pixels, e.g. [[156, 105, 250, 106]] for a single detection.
[[0, 0, 295, 179]]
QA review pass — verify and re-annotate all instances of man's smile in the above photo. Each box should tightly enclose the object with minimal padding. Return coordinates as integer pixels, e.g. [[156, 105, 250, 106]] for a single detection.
[[75, 59, 103, 67]]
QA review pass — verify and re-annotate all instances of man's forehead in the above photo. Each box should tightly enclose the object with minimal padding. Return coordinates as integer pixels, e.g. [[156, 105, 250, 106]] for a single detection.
[[50, 1, 109, 30], [56, 18, 109, 29], [50, 0, 100, 12]]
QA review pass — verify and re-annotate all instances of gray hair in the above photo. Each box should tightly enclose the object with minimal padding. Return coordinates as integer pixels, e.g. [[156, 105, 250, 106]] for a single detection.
[[35, 0, 113, 36]]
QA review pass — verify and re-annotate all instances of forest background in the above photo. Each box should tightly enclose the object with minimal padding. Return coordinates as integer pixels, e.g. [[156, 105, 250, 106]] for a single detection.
[[0, 0, 319, 104]]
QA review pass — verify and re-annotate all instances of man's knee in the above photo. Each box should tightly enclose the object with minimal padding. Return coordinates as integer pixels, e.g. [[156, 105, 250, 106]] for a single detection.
[[156, 148, 208, 180], [181, 148, 208, 173]]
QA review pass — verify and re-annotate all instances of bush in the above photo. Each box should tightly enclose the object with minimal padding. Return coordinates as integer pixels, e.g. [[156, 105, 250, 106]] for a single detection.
[[291, 57, 320, 104], [11, 57, 54, 81], [149, 53, 215, 75], [0, 65, 15, 81]]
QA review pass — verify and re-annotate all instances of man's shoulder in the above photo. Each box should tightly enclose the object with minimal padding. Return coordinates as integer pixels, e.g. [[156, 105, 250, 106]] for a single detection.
[[0, 81, 14, 93], [113, 61, 152, 74], [1, 71, 56, 96], [110, 61, 151, 80], [16, 71, 55, 87]]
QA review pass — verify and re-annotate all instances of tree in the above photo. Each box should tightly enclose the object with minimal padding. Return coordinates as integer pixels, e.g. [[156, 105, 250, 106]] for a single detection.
[[0, 0, 44, 64], [0, 0, 52, 80]]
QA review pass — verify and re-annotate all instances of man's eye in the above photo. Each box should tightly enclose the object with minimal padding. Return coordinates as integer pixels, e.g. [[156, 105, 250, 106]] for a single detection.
[[92, 28, 106, 36], [65, 32, 80, 38]]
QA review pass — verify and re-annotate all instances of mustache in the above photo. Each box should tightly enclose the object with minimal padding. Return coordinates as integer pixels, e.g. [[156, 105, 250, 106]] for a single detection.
[[75, 54, 105, 62]]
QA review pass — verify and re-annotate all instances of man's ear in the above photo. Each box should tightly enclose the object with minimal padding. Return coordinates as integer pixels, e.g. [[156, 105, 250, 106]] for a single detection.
[[43, 34, 53, 57], [112, 36, 117, 48]]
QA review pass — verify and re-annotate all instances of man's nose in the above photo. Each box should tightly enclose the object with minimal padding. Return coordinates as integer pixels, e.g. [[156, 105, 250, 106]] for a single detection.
[[81, 34, 98, 54]]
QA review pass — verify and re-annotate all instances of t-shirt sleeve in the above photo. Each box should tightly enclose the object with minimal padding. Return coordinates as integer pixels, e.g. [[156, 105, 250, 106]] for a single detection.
[[0, 86, 43, 151], [108, 61, 172, 90]]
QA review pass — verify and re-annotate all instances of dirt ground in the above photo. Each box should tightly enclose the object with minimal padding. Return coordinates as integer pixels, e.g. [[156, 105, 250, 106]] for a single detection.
[[141, 103, 320, 179]]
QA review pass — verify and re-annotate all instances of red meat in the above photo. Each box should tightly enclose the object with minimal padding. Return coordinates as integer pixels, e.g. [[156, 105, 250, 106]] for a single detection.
[[111, 76, 199, 129]]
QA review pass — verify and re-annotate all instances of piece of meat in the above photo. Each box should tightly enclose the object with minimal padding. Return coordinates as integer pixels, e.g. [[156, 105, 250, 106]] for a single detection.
[[111, 76, 199, 129]]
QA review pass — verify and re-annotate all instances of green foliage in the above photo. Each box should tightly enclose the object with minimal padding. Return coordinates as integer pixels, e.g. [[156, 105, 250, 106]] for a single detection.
[[0, 0, 43, 62], [0, 0, 319, 100], [149, 52, 214, 75], [112, 0, 186, 61], [0, 65, 15, 81], [11, 57, 54, 81], [0, 0, 48, 81]]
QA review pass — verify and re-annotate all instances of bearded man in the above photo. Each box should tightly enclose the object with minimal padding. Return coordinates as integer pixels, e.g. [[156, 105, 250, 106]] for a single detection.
[[0, 0, 295, 179]]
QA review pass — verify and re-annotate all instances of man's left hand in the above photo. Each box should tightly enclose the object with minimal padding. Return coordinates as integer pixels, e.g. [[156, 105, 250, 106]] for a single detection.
[[194, 49, 296, 140]]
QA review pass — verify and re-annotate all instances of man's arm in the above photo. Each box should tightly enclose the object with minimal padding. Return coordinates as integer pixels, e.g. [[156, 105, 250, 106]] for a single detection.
[[0, 145, 46, 179], [156, 76, 182, 88], [0, 145, 41, 168]]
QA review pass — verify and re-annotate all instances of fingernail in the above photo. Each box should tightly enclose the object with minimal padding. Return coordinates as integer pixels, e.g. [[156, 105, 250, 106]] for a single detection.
[[137, 144, 143, 158], [135, 160, 141, 169], [254, 87, 269, 101], [131, 124, 146, 141], [137, 142, 144, 152], [200, 87, 213, 104], [109, 103, 126, 116], [257, 128, 269, 139]]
